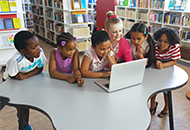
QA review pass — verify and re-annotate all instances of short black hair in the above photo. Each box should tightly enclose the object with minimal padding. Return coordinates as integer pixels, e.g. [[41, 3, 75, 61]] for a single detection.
[[14, 31, 35, 51], [57, 32, 75, 47], [91, 27, 110, 47], [153, 27, 180, 45]]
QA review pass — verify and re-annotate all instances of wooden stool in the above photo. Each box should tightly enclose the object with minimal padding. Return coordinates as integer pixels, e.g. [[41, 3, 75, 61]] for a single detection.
[[186, 91, 190, 100]]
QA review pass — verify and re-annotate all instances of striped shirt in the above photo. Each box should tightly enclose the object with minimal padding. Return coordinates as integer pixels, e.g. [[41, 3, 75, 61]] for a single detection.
[[155, 44, 181, 62]]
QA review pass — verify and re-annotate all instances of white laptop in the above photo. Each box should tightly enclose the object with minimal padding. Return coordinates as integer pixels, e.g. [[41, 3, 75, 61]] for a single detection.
[[94, 58, 147, 93]]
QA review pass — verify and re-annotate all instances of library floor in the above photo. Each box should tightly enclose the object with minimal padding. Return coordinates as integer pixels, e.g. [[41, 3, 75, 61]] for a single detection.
[[0, 37, 190, 130]]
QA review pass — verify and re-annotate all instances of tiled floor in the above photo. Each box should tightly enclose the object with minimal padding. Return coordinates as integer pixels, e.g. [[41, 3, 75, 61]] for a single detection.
[[0, 37, 190, 130]]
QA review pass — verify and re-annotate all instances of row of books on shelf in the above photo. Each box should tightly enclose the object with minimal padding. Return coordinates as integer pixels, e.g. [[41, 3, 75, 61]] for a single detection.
[[0, 18, 21, 30], [164, 13, 181, 25], [47, 31, 54, 41], [138, 0, 149, 8], [149, 0, 165, 9], [25, 13, 33, 19], [24, 5, 32, 11], [149, 12, 163, 22], [32, 7, 43, 15], [88, 14, 96, 21], [45, 10, 53, 19], [72, 14, 88, 24], [45, 0, 53, 7], [0, 0, 17, 12], [168, 0, 187, 10], [118, 0, 137, 7], [26, 21, 33, 26], [46, 21, 54, 30], [148, 25, 161, 33], [137, 11, 148, 20], [33, 17, 44, 26], [23, 0, 31, 2], [31, 0, 42, 5], [182, 16, 190, 27], [180, 31, 190, 41], [55, 12, 63, 22], [71, 27, 90, 37], [88, 0, 96, 3], [54, 0, 63, 9]]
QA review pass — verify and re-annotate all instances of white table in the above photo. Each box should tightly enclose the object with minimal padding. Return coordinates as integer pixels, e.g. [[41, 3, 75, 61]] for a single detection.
[[0, 66, 188, 130]]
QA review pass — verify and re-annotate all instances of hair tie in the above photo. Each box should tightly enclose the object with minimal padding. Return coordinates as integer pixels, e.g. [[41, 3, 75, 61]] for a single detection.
[[74, 36, 77, 41], [61, 41, 66, 46], [109, 14, 116, 19], [96, 28, 100, 31]]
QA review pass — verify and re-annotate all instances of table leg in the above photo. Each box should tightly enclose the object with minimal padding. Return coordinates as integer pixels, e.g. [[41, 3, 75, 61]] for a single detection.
[[167, 91, 174, 130], [19, 107, 24, 130]]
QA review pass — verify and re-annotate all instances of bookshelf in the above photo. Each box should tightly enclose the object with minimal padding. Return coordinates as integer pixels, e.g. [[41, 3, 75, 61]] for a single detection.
[[0, 0, 26, 71], [88, 0, 96, 33], [22, 0, 34, 29], [115, 0, 190, 63], [30, 0, 93, 52]]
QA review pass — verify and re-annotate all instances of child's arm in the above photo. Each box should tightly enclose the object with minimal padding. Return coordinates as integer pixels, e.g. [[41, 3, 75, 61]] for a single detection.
[[156, 60, 177, 69], [12, 67, 43, 80], [49, 49, 75, 83], [72, 50, 84, 87], [81, 55, 111, 78]]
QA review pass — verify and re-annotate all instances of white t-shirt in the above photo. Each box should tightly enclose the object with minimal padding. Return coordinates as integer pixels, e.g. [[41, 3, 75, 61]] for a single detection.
[[3, 47, 47, 79], [84, 48, 114, 72]]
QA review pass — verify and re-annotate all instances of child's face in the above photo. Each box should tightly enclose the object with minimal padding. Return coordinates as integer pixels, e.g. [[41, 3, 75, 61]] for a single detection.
[[158, 34, 170, 52], [59, 41, 76, 59], [92, 40, 111, 59], [131, 31, 148, 47], [21, 36, 40, 60], [107, 23, 122, 42]]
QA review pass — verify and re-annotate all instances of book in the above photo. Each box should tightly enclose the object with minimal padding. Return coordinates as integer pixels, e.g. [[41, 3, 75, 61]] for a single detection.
[[174, 0, 181, 10], [9, 0, 17, 12], [73, 0, 80, 9], [168, 0, 175, 9], [77, 14, 83, 23], [7, 35, 14, 46], [0, 1, 10, 12], [82, 14, 88, 22], [4, 18, 14, 29], [118, 0, 124, 5], [72, 14, 78, 23], [0, 18, 4, 30], [180, 0, 187, 10], [80, 0, 86, 9], [12, 18, 21, 29]]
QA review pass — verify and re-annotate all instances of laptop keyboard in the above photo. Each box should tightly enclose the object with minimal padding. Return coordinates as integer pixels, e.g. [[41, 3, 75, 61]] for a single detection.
[[103, 83, 109, 88]]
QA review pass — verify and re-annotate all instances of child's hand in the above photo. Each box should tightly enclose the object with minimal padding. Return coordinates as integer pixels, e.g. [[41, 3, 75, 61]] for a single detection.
[[75, 76, 84, 87], [102, 71, 111, 78], [136, 43, 143, 55], [66, 75, 76, 83], [156, 60, 163, 69]]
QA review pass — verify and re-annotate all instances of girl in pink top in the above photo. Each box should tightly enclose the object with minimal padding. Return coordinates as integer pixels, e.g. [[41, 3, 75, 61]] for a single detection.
[[81, 28, 117, 78], [49, 32, 84, 87], [105, 11, 133, 63]]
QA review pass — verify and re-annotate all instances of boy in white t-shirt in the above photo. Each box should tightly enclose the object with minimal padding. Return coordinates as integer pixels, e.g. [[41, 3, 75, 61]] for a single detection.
[[3, 31, 47, 130]]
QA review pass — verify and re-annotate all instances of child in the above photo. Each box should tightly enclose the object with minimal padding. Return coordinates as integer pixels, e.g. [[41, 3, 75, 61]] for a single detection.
[[105, 11, 133, 63], [150, 27, 181, 117], [124, 22, 155, 67], [3, 31, 47, 130], [80, 29, 117, 78], [49, 32, 84, 87]]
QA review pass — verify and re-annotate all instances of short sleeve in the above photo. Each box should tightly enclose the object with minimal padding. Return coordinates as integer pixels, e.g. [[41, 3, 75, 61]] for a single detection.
[[38, 48, 47, 68], [84, 49, 93, 60], [171, 44, 181, 60], [6, 59, 20, 77]]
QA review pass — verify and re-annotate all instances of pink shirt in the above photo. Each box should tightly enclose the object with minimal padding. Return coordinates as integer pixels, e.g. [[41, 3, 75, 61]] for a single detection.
[[114, 37, 133, 62], [84, 48, 114, 72]]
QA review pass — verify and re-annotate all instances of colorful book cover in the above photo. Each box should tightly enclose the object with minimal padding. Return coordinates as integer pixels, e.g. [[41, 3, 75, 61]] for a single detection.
[[124, 0, 129, 6], [180, 0, 187, 10], [12, 18, 21, 29], [72, 14, 78, 23], [0, 18, 4, 30], [9, 1, 17, 12], [174, 0, 181, 10], [77, 14, 83, 23], [4, 18, 14, 29], [0, 1, 10, 12], [80, 0, 86, 9], [118, 0, 124, 6], [82, 14, 88, 22], [7, 35, 14, 46], [168, 0, 175, 9]]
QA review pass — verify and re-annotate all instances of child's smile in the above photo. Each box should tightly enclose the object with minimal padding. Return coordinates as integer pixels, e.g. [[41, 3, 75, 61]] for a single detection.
[[158, 34, 170, 53]]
